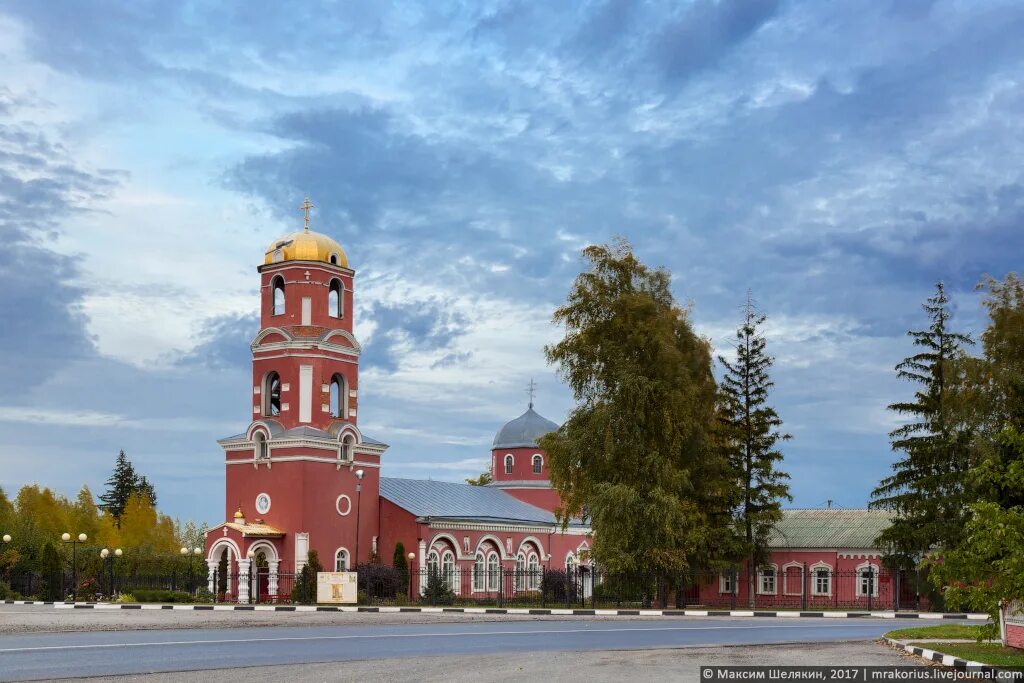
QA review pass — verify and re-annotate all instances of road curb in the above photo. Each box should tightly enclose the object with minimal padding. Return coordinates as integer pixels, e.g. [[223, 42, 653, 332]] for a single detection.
[[884, 637, 1009, 674], [1, 600, 990, 619]]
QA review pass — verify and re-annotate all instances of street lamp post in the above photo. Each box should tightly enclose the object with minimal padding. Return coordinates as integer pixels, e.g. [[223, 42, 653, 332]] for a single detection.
[[61, 533, 87, 601], [407, 552, 415, 602], [2, 535, 11, 588], [354, 469, 365, 566], [181, 546, 202, 595], [100, 548, 123, 598]]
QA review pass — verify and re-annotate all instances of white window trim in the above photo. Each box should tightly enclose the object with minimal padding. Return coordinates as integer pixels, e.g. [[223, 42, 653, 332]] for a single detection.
[[472, 552, 485, 593], [810, 562, 833, 597], [782, 562, 804, 596], [486, 551, 500, 592], [856, 561, 880, 598], [757, 564, 778, 595], [719, 572, 735, 594], [334, 547, 350, 572], [504, 454, 514, 474], [440, 550, 457, 594], [532, 454, 543, 474], [527, 553, 540, 591]]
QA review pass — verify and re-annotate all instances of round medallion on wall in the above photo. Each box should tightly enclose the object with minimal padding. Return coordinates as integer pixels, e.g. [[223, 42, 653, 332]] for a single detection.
[[336, 494, 352, 516], [255, 493, 271, 515]]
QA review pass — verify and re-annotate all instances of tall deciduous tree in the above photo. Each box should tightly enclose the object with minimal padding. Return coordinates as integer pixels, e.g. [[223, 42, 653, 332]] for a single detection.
[[540, 239, 734, 573], [932, 274, 1024, 634], [718, 295, 791, 606], [870, 282, 973, 565]]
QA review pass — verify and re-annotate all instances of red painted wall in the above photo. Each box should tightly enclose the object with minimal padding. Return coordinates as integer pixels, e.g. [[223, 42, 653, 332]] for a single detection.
[[491, 446, 550, 482]]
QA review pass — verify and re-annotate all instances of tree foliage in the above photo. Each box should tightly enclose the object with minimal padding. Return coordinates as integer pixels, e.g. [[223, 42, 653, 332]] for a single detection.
[[392, 541, 407, 571], [717, 295, 791, 604], [870, 282, 973, 563], [931, 274, 1024, 635], [99, 450, 158, 527], [465, 471, 493, 486], [540, 239, 735, 573]]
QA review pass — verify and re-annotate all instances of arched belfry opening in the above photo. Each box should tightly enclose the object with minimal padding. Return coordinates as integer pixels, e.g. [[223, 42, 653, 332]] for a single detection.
[[263, 372, 282, 417], [271, 276, 285, 315], [330, 373, 347, 418]]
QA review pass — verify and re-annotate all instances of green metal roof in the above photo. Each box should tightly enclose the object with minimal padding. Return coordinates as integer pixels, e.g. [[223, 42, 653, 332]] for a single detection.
[[768, 509, 890, 549]]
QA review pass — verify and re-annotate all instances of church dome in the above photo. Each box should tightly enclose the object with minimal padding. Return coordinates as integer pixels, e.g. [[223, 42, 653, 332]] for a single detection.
[[264, 229, 349, 268], [492, 406, 559, 449]]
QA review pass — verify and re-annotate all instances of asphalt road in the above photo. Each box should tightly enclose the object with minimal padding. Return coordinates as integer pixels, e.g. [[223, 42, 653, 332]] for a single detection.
[[0, 617, 923, 681]]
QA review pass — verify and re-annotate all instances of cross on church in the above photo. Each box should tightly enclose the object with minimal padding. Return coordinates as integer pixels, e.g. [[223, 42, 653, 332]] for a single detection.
[[300, 196, 315, 231], [526, 379, 537, 408]]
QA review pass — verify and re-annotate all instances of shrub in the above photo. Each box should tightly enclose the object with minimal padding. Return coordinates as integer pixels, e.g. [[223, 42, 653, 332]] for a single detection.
[[356, 563, 405, 601], [422, 567, 455, 606], [116, 592, 135, 603], [0, 580, 20, 600], [76, 577, 101, 601], [290, 550, 324, 605], [194, 588, 214, 604], [131, 589, 193, 603], [540, 569, 578, 604]]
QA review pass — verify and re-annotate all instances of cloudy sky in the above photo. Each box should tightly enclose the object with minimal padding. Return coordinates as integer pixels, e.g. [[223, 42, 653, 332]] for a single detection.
[[0, 0, 1021, 526]]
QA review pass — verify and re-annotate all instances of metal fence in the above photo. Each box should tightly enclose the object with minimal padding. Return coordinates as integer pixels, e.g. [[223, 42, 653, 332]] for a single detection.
[[6, 565, 935, 611]]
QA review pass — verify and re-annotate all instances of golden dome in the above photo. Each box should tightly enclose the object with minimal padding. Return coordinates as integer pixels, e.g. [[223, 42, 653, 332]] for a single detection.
[[264, 229, 349, 268]]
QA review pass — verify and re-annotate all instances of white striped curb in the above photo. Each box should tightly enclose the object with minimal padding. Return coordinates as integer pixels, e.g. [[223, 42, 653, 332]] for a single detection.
[[885, 637, 1010, 674], [2, 600, 989, 619]]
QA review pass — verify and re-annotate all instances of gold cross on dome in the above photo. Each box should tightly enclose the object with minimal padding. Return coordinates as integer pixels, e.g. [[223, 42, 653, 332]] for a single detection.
[[300, 196, 315, 231]]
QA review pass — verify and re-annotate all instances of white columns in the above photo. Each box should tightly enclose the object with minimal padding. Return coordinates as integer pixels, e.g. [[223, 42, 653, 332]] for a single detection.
[[206, 560, 218, 594], [418, 539, 427, 596], [268, 560, 279, 598], [237, 559, 251, 604]]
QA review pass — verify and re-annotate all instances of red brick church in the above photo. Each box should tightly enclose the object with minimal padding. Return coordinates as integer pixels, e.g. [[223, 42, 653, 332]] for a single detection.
[[204, 204, 892, 607]]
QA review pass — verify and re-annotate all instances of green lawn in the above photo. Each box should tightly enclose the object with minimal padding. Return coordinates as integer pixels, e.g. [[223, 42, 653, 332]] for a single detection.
[[908, 642, 1024, 668], [886, 624, 985, 640]]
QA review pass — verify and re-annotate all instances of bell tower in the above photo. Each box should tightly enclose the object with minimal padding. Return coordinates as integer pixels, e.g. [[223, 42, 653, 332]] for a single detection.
[[207, 198, 387, 590]]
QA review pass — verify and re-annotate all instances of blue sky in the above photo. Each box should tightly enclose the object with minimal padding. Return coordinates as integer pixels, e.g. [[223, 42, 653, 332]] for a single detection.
[[0, 0, 1021, 526]]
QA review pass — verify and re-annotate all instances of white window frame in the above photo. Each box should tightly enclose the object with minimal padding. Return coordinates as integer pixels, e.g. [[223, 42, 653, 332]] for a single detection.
[[486, 552, 500, 592], [810, 562, 832, 597], [427, 550, 440, 576], [856, 562, 880, 598], [515, 553, 526, 591], [334, 547, 349, 572], [757, 564, 778, 595], [441, 550, 456, 593], [504, 454, 514, 474], [472, 552, 485, 592], [719, 573, 734, 594], [527, 553, 540, 590], [782, 562, 804, 596], [532, 454, 543, 474]]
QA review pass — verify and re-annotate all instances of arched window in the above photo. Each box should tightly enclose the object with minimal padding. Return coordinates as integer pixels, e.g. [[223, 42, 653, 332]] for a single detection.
[[329, 253, 339, 266], [328, 279, 344, 318], [532, 454, 543, 474], [334, 548, 349, 571], [504, 454, 514, 475], [565, 553, 576, 573], [253, 430, 269, 460], [515, 553, 526, 591], [263, 372, 282, 416], [441, 550, 456, 589], [272, 276, 285, 315], [341, 433, 355, 462], [427, 550, 440, 576], [486, 552, 500, 592], [473, 552, 485, 592], [527, 553, 540, 590], [330, 374, 346, 418]]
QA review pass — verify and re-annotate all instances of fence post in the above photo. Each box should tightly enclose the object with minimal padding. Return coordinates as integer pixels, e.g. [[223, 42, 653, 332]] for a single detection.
[[801, 563, 807, 611], [867, 567, 873, 612], [894, 569, 900, 612], [731, 566, 737, 611]]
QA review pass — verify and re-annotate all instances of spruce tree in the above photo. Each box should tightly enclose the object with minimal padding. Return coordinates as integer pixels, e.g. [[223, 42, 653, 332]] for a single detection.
[[98, 451, 137, 527], [392, 542, 407, 571], [717, 294, 791, 606], [870, 282, 973, 564]]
